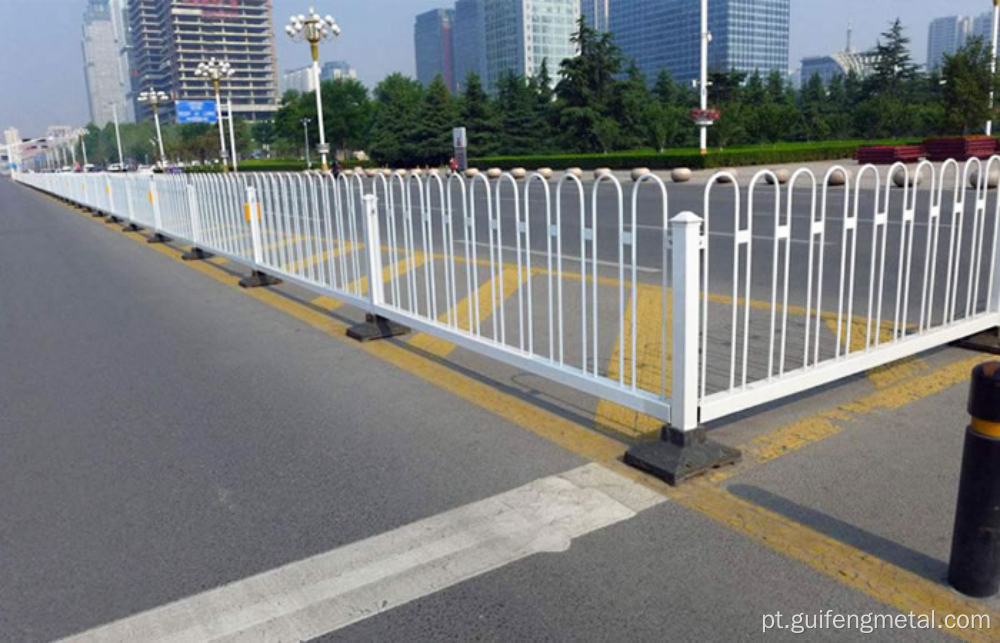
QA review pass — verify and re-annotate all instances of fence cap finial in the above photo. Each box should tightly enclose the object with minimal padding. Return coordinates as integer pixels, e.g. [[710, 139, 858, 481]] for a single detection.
[[671, 211, 703, 225]]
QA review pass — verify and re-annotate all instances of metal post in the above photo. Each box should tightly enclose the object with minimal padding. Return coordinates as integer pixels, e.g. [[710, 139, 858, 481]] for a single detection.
[[215, 82, 228, 172], [238, 185, 281, 288], [313, 55, 329, 172], [303, 118, 312, 169], [989, 0, 999, 136], [227, 97, 238, 172], [181, 182, 212, 260], [113, 104, 124, 168], [672, 212, 701, 432], [152, 105, 166, 168], [347, 194, 409, 341], [624, 212, 740, 485], [81, 137, 88, 169], [699, 0, 710, 155]]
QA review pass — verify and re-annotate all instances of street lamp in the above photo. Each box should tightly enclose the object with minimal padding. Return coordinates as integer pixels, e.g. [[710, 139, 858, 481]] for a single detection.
[[194, 57, 235, 171], [698, 0, 711, 155], [110, 103, 125, 169], [989, 0, 999, 136], [301, 116, 312, 168], [286, 7, 341, 172], [138, 88, 170, 168]]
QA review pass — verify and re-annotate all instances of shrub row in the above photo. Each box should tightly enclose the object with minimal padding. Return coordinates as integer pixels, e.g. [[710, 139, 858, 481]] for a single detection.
[[184, 158, 375, 173], [470, 140, 925, 171]]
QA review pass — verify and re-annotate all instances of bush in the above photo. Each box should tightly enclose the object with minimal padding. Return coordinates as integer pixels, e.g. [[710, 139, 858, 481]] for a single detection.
[[184, 158, 375, 173], [470, 139, 924, 171]]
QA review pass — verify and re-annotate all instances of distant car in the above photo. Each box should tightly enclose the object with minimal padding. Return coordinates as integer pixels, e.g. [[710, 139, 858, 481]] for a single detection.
[[107, 163, 124, 173], [136, 165, 154, 175]]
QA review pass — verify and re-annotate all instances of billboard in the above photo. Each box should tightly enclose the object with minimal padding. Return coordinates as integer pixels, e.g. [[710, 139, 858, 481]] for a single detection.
[[176, 101, 218, 124]]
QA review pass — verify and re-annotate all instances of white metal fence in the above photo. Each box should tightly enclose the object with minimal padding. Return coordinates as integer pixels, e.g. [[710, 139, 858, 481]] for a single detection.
[[14, 159, 1000, 434]]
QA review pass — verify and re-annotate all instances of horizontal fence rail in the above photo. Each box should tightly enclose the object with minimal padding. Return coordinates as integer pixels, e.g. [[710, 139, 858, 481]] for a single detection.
[[13, 159, 1000, 432]]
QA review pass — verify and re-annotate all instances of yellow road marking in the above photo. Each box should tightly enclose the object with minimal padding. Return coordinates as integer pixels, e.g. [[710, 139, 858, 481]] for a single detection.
[[742, 354, 989, 465], [408, 265, 527, 358], [284, 241, 354, 275], [47, 189, 1000, 639], [309, 253, 427, 312], [824, 317, 930, 388], [663, 479, 999, 643], [595, 289, 671, 438]]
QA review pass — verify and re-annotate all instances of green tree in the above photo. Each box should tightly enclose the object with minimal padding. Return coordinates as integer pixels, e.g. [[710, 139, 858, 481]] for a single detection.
[[369, 73, 424, 166], [866, 18, 918, 99], [941, 36, 997, 134], [460, 72, 499, 157], [554, 16, 625, 151], [410, 75, 457, 165]]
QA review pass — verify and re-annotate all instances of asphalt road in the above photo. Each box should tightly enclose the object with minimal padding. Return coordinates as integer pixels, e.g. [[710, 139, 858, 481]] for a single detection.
[[2, 175, 980, 641]]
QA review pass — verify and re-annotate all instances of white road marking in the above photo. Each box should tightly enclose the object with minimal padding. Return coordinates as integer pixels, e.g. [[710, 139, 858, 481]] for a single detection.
[[61, 464, 663, 643]]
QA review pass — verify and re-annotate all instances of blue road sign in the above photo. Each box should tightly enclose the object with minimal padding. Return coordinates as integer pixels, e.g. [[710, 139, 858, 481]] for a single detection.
[[176, 101, 218, 124]]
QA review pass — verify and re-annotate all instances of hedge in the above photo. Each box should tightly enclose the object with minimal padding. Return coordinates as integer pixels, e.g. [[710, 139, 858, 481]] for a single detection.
[[184, 158, 375, 173], [470, 139, 925, 171]]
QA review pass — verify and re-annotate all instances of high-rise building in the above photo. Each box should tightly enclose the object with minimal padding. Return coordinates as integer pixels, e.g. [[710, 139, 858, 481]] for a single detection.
[[483, 0, 579, 92], [927, 16, 972, 71], [581, 0, 609, 32], [321, 61, 358, 82], [82, 0, 130, 127], [609, 0, 790, 85], [453, 0, 487, 91], [970, 11, 998, 50], [799, 25, 873, 87], [279, 67, 316, 95], [128, 0, 279, 122], [415, 9, 456, 91]]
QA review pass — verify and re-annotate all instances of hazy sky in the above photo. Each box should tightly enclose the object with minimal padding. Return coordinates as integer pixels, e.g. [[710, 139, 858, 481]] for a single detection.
[[0, 0, 993, 137]]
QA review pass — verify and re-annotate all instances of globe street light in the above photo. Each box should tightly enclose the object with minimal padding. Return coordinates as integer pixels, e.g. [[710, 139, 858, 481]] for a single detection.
[[195, 57, 235, 171], [301, 116, 312, 168], [138, 88, 170, 168], [286, 7, 341, 172]]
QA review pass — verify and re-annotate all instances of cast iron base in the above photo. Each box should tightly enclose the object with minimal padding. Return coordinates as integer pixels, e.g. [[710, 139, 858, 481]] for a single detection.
[[624, 427, 741, 485], [347, 314, 410, 342], [238, 270, 283, 288], [181, 247, 214, 261]]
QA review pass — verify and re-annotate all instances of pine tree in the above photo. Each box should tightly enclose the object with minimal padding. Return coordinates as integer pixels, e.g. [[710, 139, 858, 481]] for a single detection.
[[459, 72, 499, 157], [411, 75, 458, 166]]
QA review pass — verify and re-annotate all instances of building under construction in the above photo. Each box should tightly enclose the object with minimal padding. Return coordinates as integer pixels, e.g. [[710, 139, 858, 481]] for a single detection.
[[128, 0, 279, 122]]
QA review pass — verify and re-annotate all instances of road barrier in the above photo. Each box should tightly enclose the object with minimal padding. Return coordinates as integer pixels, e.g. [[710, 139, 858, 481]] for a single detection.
[[13, 159, 1000, 483]]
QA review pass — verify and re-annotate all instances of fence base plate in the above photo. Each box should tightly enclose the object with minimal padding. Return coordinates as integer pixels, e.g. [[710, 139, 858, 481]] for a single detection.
[[91, 210, 105, 218], [347, 314, 410, 342], [953, 328, 1000, 355], [147, 233, 171, 244], [238, 270, 283, 288], [624, 427, 741, 485], [181, 247, 214, 261], [122, 223, 142, 233], [106, 216, 121, 224]]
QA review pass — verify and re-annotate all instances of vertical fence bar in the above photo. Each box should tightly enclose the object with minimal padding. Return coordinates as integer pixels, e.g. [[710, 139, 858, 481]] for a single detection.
[[671, 212, 702, 431]]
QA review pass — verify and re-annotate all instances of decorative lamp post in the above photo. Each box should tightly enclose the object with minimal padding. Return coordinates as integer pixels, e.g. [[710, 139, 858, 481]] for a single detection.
[[194, 57, 235, 171], [137, 88, 170, 168], [286, 7, 341, 172]]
